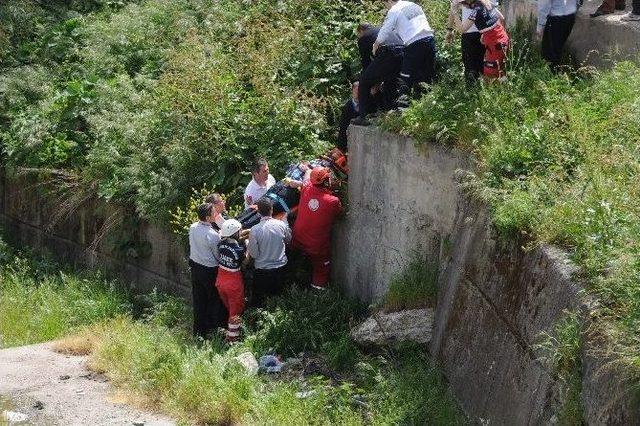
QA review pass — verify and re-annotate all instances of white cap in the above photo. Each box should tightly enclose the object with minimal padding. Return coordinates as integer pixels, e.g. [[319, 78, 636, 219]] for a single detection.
[[220, 219, 242, 238]]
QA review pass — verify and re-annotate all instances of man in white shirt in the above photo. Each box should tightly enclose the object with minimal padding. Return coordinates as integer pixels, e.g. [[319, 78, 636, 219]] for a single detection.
[[375, 0, 436, 98], [188, 203, 226, 338], [537, 0, 578, 72], [244, 158, 276, 208]]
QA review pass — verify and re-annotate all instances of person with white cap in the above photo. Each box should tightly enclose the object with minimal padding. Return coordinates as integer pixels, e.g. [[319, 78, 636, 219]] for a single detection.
[[215, 219, 247, 343]]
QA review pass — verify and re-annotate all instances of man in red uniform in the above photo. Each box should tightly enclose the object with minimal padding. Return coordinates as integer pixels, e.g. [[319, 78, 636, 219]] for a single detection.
[[288, 167, 342, 290]]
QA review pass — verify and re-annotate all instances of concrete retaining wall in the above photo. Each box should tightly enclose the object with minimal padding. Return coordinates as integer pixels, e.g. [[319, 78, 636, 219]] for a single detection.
[[0, 172, 191, 299], [333, 126, 639, 424], [502, 0, 640, 68]]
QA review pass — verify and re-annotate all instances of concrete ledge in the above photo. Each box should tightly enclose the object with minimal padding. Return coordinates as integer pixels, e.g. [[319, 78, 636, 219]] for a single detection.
[[502, 0, 640, 68]]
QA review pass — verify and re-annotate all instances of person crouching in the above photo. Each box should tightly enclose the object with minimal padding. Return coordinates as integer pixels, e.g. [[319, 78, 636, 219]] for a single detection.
[[216, 219, 247, 343]]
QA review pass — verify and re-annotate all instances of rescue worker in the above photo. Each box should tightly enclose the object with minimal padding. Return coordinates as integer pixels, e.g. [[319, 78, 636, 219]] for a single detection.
[[287, 167, 342, 290], [337, 82, 360, 151], [352, 22, 404, 126], [447, 0, 499, 84], [451, 0, 509, 81], [374, 0, 437, 100], [205, 192, 228, 230], [537, 0, 579, 72], [215, 219, 246, 343], [188, 203, 225, 338], [247, 198, 292, 306], [244, 158, 275, 208]]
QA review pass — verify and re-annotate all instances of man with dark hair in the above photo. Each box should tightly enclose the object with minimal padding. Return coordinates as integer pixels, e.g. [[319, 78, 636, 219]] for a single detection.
[[352, 22, 404, 126], [205, 192, 228, 230], [188, 203, 225, 338], [244, 158, 275, 208], [247, 198, 292, 306]]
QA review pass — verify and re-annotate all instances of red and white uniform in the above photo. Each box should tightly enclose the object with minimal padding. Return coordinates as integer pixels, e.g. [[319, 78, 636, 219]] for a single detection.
[[215, 237, 246, 342], [292, 181, 342, 288]]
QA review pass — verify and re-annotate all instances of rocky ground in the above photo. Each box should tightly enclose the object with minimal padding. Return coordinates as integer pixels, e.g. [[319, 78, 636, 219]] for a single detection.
[[0, 343, 174, 425]]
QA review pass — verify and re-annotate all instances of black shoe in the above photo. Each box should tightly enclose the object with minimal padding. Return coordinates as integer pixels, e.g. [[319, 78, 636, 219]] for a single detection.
[[590, 9, 612, 17], [350, 116, 370, 126]]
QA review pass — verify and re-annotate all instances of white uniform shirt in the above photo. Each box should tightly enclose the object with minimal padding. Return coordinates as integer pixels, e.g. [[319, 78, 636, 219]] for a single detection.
[[537, 0, 578, 31], [244, 174, 275, 208], [377, 1, 434, 47], [454, 0, 499, 34], [188, 221, 220, 268]]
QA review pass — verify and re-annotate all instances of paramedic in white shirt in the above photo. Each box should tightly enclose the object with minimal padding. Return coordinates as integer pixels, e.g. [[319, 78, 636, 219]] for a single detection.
[[244, 158, 275, 208], [374, 0, 436, 97]]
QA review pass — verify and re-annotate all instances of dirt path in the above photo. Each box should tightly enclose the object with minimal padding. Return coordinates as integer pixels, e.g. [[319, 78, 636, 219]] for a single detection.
[[0, 343, 174, 425]]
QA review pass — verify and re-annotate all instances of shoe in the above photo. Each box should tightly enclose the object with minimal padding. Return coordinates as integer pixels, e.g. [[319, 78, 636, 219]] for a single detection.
[[310, 284, 327, 291], [395, 94, 411, 109], [621, 12, 640, 20], [615, 3, 627, 10], [590, 9, 612, 17], [350, 116, 370, 126]]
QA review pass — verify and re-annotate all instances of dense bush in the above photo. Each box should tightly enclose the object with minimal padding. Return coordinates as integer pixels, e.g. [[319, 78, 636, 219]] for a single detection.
[[0, 0, 380, 222]]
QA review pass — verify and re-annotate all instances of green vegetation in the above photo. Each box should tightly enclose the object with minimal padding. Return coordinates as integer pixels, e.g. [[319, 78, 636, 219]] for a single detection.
[[384, 257, 438, 311], [0, 0, 381, 222], [0, 236, 129, 348], [382, 19, 640, 381], [0, 235, 465, 424], [535, 312, 584, 425], [82, 296, 466, 425]]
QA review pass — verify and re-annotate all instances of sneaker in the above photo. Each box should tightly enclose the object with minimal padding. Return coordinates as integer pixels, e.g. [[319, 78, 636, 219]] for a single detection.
[[350, 116, 370, 126], [621, 11, 640, 20], [310, 284, 327, 291]]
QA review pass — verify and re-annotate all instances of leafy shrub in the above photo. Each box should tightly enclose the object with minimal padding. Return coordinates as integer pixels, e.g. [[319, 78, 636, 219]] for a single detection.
[[247, 286, 366, 357]]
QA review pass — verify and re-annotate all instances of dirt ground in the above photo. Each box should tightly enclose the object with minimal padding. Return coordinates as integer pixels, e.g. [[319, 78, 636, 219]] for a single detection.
[[0, 342, 174, 425]]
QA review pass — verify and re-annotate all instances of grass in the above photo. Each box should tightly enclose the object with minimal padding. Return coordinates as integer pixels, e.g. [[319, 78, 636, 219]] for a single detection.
[[535, 312, 584, 425], [381, 13, 640, 387], [60, 312, 466, 425], [0, 239, 129, 348], [384, 257, 439, 312], [0, 234, 466, 424]]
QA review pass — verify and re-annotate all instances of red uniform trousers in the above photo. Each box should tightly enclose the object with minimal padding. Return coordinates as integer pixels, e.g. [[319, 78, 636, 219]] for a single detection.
[[481, 24, 509, 79], [309, 252, 331, 289], [215, 268, 245, 342]]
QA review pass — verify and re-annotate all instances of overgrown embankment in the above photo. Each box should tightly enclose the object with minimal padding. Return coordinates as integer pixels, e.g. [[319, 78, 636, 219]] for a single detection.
[[382, 16, 640, 398], [0, 236, 465, 425], [0, 0, 385, 222]]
